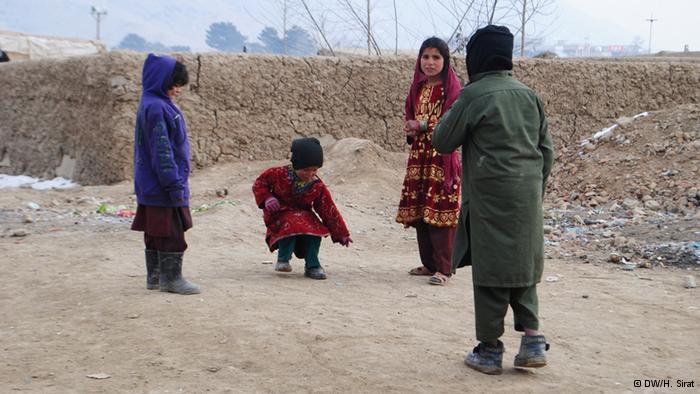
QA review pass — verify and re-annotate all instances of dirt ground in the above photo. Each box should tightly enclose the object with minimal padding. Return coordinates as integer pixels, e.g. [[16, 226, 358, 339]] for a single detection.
[[1, 137, 699, 393]]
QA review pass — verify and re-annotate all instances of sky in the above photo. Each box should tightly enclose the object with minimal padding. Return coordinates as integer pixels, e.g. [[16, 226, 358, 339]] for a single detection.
[[0, 0, 697, 54], [554, 0, 696, 52]]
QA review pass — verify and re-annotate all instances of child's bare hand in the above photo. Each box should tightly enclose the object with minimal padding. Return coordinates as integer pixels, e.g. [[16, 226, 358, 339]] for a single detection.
[[264, 197, 280, 212], [340, 236, 353, 247], [404, 120, 419, 138]]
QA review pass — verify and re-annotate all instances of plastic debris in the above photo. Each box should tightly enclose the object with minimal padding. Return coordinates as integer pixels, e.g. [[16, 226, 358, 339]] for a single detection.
[[192, 199, 238, 213], [116, 209, 136, 218], [95, 203, 136, 218], [86, 373, 111, 379], [593, 124, 618, 141]]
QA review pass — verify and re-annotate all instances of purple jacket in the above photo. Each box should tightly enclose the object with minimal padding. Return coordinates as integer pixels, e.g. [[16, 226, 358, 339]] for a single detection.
[[133, 54, 190, 207]]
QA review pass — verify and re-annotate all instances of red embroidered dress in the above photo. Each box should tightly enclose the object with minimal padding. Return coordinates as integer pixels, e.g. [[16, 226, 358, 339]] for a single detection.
[[396, 83, 460, 228], [253, 165, 350, 250]]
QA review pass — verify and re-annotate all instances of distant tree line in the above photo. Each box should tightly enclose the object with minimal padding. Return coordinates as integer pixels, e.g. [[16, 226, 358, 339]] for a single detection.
[[205, 22, 316, 55], [115, 22, 316, 55], [116, 33, 190, 52]]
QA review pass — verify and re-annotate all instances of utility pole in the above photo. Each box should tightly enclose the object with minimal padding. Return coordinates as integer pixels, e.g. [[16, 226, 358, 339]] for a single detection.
[[646, 13, 657, 54], [90, 6, 107, 41], [367, 0, 371, 56]]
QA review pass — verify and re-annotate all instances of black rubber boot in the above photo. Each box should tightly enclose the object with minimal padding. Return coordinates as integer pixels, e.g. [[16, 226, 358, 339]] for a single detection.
[[158, 252, 201, 295], [145, 249, 159, 290]]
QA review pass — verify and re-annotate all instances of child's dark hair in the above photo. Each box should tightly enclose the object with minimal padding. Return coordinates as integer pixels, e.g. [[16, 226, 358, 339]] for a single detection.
[[170, 61, 189, 88], [419, 37, 451, 83]]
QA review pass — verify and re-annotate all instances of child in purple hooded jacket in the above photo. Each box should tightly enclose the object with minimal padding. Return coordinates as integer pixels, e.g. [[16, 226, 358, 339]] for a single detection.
[[130, 53, 200, 295]]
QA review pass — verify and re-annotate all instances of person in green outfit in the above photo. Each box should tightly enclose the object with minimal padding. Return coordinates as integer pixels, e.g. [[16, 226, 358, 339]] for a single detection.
[[432, 25, 555, 375]]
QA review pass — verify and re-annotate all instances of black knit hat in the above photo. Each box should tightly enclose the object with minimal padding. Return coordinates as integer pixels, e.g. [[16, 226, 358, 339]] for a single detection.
[[466, 25, 514, 78], [290, 137, 323, 169]]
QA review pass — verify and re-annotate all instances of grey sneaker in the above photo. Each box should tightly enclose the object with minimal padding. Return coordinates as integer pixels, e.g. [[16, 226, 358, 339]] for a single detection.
[[465, 341, 504, 375], [304, 266, 327, 280], [514, 335, 549, 368], [275, 260, 292, 272]]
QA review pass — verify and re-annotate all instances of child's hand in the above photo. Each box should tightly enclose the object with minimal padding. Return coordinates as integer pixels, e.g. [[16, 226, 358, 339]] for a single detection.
[[340, 236, 353, 247], [404, 120, 419, 138], [264, 197, 280, 212]]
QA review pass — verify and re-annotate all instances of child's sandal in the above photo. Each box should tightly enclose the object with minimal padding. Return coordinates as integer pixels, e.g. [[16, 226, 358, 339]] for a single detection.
[[428, 272, 449, 286], [408, 266, 434, 276]]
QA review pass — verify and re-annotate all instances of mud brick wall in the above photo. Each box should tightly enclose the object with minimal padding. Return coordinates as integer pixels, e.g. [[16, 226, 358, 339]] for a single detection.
[[0, 52, 698, 184]]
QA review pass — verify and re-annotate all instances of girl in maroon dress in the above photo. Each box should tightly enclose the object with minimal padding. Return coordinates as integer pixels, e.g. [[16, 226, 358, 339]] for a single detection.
[[253, 138, 352, 280], [396, 37, 462, 286]]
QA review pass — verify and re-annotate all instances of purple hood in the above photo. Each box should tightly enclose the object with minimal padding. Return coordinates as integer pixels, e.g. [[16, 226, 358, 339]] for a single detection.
[[133, 54, 191, 207]]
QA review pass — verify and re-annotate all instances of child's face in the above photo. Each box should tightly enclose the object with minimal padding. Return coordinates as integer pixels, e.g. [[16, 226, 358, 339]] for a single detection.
[[420, 47, 444, 81], [294, 167, 319, 182], [167, 85, 184, 98]]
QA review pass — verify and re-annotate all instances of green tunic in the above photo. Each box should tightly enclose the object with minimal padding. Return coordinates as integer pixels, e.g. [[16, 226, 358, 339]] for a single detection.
[[432, 71, 554, 287]]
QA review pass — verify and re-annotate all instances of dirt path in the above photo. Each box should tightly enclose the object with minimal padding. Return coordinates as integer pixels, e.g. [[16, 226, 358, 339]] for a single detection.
[[1, 150, 698, 393]]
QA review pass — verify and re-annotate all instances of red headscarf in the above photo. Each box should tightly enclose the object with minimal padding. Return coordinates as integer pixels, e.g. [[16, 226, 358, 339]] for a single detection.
[[404, 54, 463, 192]]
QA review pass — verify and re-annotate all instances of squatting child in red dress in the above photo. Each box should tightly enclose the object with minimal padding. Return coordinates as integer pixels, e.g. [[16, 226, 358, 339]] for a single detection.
[[252, 137, 352, 280]]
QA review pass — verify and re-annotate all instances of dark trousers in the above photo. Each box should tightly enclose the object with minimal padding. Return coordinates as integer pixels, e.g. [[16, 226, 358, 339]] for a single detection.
[[144, 229, 187, 253], [473, 285, 539, 342], [277, 235, 322, 269], [135, 206, 189, 253], [415, 221, 455, 276]]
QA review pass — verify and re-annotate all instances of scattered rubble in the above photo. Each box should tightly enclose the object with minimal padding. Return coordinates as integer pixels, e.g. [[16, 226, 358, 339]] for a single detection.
[[552, 105, 700, 215]]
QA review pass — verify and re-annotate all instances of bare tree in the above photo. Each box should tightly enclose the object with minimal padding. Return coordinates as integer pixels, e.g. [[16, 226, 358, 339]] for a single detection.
[[510, 0, 556, 57], [488, 0, 499, 24], [338, 0, 382, 55], [438, 0, 510, 53], [392, 0, 398, 55], [438, 0, 477, 46], [300, 0, 336, 55]]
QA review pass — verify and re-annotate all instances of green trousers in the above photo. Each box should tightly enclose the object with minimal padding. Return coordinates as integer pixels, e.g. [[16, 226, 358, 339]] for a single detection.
[[473, 285, 539, 342], [277, 235, 322, 269]]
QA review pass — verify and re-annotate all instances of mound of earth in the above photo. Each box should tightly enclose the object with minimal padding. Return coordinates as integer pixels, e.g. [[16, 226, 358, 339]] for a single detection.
[[322, 137, 407, 191]]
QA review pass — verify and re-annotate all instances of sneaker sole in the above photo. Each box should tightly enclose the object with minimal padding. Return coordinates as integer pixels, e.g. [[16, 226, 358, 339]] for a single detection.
[[465, 361, 503, 375], [514, 361, 547, 368]]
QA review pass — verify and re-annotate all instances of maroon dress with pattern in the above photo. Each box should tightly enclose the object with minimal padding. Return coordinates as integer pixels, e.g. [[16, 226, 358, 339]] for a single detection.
[[396, 83, 460, 228], [252, 165, 350, 251]]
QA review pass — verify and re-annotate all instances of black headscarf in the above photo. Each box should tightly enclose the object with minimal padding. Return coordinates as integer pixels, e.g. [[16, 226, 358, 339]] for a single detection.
[[290, 137, 323, 169], [465, 25, 514, 78]]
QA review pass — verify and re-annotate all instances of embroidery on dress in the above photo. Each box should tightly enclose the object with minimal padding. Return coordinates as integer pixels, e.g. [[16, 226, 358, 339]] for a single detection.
[[288, 165, 317, 194]]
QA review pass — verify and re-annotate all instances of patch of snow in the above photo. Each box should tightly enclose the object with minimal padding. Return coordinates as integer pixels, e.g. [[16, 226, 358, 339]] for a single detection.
[[0, 174, 79, 189]]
